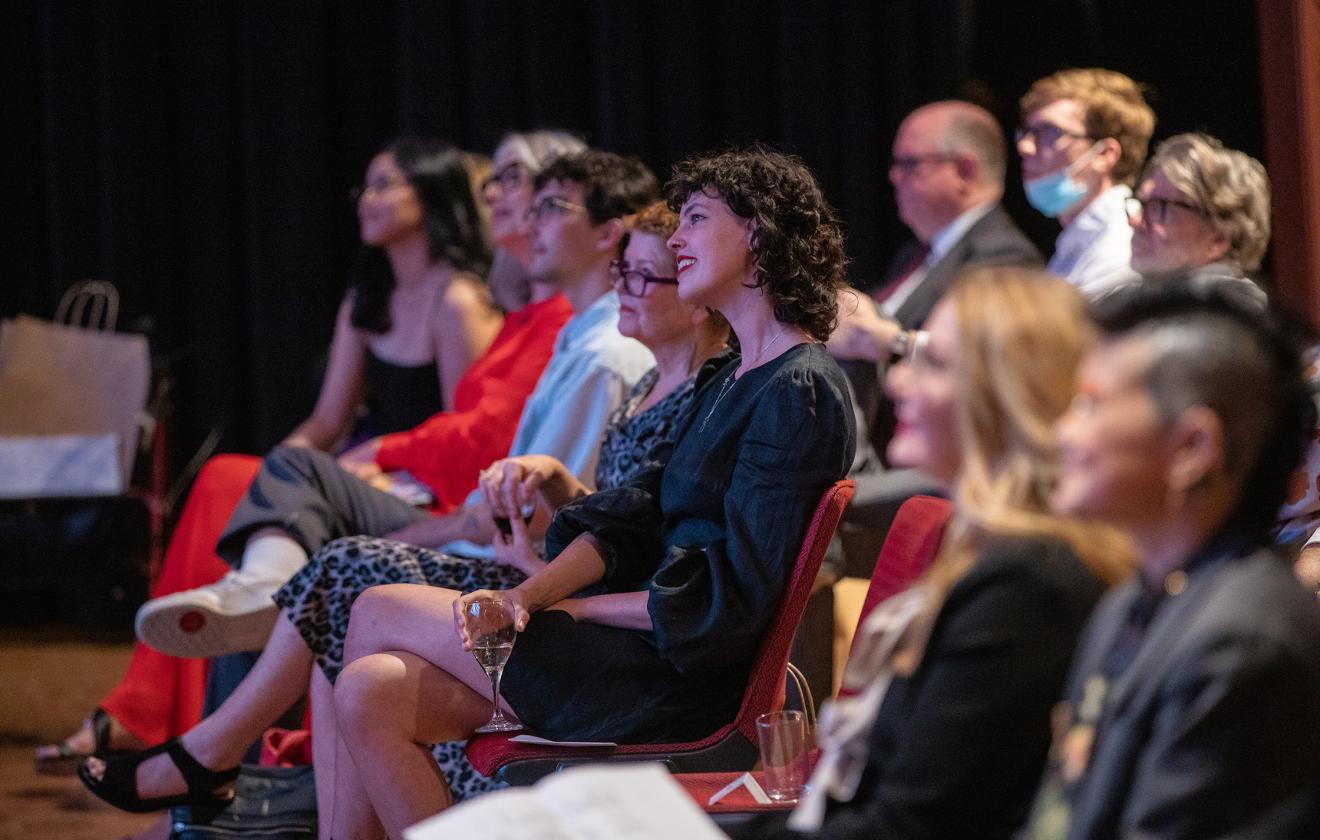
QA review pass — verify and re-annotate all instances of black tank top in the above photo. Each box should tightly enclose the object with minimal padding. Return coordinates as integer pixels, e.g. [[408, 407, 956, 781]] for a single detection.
[[359, 351, 444, 439]]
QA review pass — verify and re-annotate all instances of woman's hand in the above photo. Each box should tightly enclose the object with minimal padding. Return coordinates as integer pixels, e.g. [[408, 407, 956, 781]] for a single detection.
[[478, 455, 572, 518], [453, 587, 533, 647], [337, 437, 383, 481], [491, 508, 548, 577]]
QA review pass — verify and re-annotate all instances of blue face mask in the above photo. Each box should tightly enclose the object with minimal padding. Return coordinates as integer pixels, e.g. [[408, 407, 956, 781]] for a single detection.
[[1024, 141, 1104, 218]]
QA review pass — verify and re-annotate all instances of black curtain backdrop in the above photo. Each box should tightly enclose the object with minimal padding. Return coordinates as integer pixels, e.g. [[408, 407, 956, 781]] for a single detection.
[[0, 1, 1262, 462]]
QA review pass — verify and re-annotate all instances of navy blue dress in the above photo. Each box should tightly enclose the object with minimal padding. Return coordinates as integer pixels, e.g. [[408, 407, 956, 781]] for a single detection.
[[499, 342, 855, 743]]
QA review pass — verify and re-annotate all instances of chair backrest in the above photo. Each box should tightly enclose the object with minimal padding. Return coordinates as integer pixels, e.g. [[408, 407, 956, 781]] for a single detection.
[[853, 494, 952, 651], [731, 478, 854, 746]]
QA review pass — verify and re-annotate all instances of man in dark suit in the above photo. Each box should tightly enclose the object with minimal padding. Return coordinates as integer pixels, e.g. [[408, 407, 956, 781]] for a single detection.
[[829, 101, 1041, 559], [1025, 280, 1320, 839]]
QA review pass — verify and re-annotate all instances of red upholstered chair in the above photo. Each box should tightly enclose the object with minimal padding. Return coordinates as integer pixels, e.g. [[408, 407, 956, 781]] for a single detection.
[[676, 493, 952, 821], [465, 478, 855, 786], [850, 494, 952, 659]]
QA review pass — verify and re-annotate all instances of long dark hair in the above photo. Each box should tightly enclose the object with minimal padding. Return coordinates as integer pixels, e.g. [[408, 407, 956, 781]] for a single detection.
[[349, 137, 492, 333]]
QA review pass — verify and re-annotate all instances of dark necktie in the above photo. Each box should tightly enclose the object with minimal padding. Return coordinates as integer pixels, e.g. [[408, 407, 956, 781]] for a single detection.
[[872, 243, 931, 304]]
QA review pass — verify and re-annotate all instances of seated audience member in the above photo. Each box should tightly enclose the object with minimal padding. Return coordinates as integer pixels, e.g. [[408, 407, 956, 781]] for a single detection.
[[75, 200, 729, 818], [1025, 280, 1320, 839], [828, 99, 1041, 557], [1017, 68, 1154, 297], [1127, 131, 1271, 291], [1117, 135, 1320, 590], [290, 146, 856, 838], [35, 135, 499, 774], [131, 149, 658, 664], [743, 268, 1132, 840], [282, 200, 731, 805], [96, 135, 581, 745]]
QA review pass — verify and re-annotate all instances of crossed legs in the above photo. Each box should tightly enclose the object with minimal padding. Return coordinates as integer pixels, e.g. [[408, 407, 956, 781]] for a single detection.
[[331, 584, 512, 838]]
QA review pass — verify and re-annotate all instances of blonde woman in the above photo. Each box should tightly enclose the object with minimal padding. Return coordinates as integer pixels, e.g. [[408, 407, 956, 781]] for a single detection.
[[751, 268, 1133, 840]]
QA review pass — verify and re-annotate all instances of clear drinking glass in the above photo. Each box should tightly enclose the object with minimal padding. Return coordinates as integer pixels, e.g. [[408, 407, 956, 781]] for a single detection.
[[756, 710, 808, 802], [463, 595, 523, 733]]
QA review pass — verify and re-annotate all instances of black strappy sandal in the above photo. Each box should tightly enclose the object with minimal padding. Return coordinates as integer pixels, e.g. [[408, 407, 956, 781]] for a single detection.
[[34, 707, 131, 776], [77, 737, 240, 814]]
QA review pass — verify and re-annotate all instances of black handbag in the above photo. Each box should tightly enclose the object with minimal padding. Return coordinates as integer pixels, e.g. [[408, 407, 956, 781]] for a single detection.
[[170, 764, 316, 839]]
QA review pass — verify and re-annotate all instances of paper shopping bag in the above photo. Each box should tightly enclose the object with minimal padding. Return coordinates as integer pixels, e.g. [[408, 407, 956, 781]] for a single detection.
[[0, 315, 149, 495]]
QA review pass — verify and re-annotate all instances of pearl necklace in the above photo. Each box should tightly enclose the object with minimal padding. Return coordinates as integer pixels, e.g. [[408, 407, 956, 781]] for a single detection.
[[698, 325, 790, 433]]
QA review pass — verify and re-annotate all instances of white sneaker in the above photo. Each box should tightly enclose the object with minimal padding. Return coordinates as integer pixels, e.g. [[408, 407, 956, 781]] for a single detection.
[[134, 570, 282, 658]]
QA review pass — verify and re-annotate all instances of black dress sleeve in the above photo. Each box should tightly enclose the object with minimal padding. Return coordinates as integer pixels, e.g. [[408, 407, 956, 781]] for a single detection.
[[540, 350, 735, 591], [647, 364, 853, 676], [542, 440, 672, 594]]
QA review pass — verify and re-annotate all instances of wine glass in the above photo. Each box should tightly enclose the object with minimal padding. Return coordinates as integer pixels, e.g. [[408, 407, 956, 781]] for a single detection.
[[463, 595, 523, 733]]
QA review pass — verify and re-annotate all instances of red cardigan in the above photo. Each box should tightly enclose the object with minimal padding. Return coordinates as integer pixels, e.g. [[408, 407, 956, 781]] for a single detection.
[[374, 293, 573, 513]]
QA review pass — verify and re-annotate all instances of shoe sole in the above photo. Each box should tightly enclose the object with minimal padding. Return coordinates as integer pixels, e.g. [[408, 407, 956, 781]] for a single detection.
[[135, 601, 278, 659]]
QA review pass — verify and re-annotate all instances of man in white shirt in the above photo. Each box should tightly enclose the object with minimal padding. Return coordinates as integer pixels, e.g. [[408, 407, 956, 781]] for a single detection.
[[1016, 68, 1155, 298]]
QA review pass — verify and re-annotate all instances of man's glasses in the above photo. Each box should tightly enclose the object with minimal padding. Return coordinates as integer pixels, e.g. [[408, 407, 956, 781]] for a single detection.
[[481, 162, 526, 195], [609, 261, 679, 297], [524, 196, 589, 224], [1014, 123, 1095, 149], [889, 154, 957, 178], [1124, 195, 1209, 225], [349, 176, 409, 203]]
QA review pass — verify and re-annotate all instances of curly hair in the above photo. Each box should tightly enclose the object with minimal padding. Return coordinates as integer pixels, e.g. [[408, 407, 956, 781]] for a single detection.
[[664, 146, 846, 341], [626, 201, 679, 241]]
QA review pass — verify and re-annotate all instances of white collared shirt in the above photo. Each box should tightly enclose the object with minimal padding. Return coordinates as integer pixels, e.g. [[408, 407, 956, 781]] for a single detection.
[[1048, 185, 1139, 299]]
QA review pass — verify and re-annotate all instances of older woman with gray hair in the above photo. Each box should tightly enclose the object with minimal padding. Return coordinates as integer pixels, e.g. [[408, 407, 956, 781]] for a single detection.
[[1124, 132, 1271, 284]]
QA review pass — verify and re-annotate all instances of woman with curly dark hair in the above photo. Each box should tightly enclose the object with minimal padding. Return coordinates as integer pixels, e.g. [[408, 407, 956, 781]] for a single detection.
[[271, 146, 856, 837]]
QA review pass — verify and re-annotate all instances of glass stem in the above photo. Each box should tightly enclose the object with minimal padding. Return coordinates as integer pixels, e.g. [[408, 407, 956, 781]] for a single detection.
[[489, 667, 504, 721]]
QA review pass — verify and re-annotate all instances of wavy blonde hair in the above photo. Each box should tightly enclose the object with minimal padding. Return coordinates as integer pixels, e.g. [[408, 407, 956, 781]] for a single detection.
[[899, 268, 1134, 669]]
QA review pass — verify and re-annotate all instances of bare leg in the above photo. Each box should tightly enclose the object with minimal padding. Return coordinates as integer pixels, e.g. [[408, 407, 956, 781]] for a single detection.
[[333, 584, 511, 837], [311, 663, 385, 840], [85, 615, 314, 798]]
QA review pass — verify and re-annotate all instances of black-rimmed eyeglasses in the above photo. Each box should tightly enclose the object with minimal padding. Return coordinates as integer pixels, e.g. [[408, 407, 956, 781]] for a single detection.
[[609, 261, 679, 297], [889, 154, 958, 178], [1014, 123, 1096, 148], [1124, 195, 1209, 225]]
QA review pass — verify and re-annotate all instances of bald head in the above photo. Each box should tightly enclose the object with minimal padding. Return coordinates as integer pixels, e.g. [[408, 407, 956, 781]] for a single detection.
[[890, 100, 1007, 241], [910, 101, 1007, 187]]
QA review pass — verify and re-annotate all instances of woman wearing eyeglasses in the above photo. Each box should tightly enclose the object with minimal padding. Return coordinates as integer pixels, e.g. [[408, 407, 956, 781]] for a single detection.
[[1124, 133, 1271, 289], [276, 146, 855, 837], [73, 200, 730, 813], [290, 200, 732, 802], [42, 134, 584, 783], [742, 268, 1133, 840]]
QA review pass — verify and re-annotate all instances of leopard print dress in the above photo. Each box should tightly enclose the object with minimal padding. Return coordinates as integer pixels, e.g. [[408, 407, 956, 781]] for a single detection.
[[273, 368, 699, 801]]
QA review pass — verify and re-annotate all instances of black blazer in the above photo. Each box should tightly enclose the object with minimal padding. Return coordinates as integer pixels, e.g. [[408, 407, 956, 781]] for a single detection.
[[847, 204, 1042, 461], [880, 203, 1043, 330], [740, 535, 1105, 840], [1031, 546, 1320, 840]]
